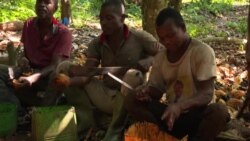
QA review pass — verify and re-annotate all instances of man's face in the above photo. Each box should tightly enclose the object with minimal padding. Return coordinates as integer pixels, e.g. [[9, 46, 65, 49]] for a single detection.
[[35, 0, 56, 19], [99, 6, 124, 35], [156, 19, 185, 52]]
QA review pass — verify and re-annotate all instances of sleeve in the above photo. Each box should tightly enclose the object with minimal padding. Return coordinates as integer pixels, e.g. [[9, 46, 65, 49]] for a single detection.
[[192, 44, 217, 81], [86, 38, 101, 60], [54, 29, 72, 58], [137, 30, 162, 56], [147, 52, 166, 92]]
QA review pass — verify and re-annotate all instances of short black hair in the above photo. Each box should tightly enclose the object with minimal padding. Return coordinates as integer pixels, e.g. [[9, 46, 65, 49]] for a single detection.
[[101, 0, 125, 14], [156, 7, 185, 27]]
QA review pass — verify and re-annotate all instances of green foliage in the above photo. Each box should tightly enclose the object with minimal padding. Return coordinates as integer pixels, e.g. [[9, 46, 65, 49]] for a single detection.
[[186, 0, 233, 16], [71, 0, 142, 27], [71, 0, 102, 26], [0, 1, 36, 22], [226, 18, 247, 34], [0, 0, 247, 37], [126, 3, 141, 20], [187, 23, 214, 37], [0, 0, 142, 27], [182, 0, 247, 38]]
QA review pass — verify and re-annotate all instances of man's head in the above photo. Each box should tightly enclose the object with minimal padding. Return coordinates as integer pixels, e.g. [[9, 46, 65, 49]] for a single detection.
[[99, 1, 126, 35], [156, 7, 187, 51], [35, 0, 58, 19]]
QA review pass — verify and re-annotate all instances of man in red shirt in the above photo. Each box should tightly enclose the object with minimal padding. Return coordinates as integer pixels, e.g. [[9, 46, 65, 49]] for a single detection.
[[0, 0, 72, 107]]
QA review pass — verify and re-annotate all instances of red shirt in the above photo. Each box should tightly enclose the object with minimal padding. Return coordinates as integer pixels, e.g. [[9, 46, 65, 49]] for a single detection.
[[21, 17, 72, 69]]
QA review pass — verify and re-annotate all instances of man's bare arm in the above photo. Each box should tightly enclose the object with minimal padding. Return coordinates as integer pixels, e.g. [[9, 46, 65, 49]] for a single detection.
[[69, 58, 99, 87], [177, 78, 215, 112], [17, 55, 66, 86]]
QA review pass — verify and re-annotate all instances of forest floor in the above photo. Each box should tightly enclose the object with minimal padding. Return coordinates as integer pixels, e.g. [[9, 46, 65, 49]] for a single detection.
[[0, 4, 250, 141]]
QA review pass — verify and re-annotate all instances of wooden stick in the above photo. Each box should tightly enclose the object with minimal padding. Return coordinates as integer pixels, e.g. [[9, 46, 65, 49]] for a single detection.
[[84, 127, 93, 141]]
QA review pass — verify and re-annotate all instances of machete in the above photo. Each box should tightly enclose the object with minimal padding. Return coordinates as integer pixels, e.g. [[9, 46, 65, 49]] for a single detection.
[[107, 72, 134, 90]]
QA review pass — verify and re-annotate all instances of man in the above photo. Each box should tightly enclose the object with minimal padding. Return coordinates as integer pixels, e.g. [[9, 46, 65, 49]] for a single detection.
[[0, 0, 72, 107], [125, 7, 229, 141], [62, 1, 160, 140]]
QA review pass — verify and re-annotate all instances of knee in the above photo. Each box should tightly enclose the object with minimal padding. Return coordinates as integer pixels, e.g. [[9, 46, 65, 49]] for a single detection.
[[206, 103, 230, 122], [121, 69, 144, 95], [122, 69, 144, 88]]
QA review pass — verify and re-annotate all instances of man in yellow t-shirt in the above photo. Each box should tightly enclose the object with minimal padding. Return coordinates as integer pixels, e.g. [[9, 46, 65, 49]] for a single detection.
[[125, 7, 229, 141]]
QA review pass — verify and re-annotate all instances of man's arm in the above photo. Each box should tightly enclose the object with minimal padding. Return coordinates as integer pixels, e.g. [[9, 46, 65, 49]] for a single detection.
[[161, 78, 215, 131], [136, 52, 166, 101], [136, 43, 161, 72], [68, 37, 101, 87], [69, 58, 99, 87], [165, 79, 215, 113], [136, 31, 162, 72], [18, 55, 65, 85], [177, 78, 214, 111]]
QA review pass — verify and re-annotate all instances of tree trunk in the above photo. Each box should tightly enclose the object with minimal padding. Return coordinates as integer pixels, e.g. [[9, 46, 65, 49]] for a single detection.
[[244, 0, 250, 117], [168, 0, 182, 11], [142, 0, 168, 38], [61, 0, 71, 25], [246, 3, 250, 62]]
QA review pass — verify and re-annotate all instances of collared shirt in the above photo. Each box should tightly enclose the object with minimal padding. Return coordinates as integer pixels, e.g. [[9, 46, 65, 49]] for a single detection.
[[21, 17, 72, 69], [86, 25, 160, 89]]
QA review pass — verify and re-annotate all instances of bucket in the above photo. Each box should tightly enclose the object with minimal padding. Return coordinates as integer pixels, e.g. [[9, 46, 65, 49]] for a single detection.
[[0, 103, 17, 137], [31, 105, 78, 141]]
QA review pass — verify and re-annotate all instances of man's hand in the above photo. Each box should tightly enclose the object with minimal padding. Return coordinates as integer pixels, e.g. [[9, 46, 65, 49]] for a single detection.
[[12, 79, 30, 90], [18, 73, 41, 86], [161, 104, 182, 131], [135, 85, 152, 102]]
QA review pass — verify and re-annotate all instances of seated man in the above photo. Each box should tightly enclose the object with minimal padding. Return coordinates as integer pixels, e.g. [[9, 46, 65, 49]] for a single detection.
[[0, 0, 72, 107], [62, 1, 160, 141], [125, 7, 230, 141]]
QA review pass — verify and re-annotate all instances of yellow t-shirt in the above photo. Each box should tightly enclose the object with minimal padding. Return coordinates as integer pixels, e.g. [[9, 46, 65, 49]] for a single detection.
[[148, 39, 216, 103]]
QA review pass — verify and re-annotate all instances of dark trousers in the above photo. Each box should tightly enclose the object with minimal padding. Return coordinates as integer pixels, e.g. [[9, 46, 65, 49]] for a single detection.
[[0, 64, 59, 107], [125, 93, 230, 141]]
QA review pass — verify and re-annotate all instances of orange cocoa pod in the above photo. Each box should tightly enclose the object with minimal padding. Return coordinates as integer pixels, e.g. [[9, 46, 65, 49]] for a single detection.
[[125, 122, 185, 141], [53, 73, 70, 88]]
